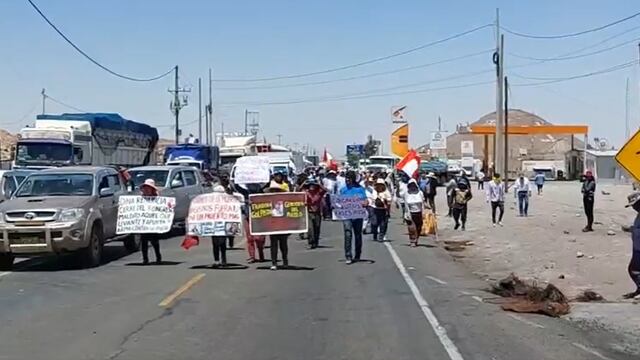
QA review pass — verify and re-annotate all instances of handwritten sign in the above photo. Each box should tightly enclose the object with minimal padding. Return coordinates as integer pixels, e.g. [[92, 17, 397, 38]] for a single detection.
[[116, 196, 175, 234], [187, 193, 243, 236], [234, 156, 271, 184], [249, 192, 308, 235], [332, 195, 368, 220]]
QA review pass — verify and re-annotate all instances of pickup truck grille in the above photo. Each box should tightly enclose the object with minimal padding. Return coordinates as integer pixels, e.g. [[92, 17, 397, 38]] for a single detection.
[[5, 211, 57, 223]]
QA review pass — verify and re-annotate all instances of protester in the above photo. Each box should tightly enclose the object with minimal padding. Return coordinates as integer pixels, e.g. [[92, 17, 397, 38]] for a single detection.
[[534, 171, 545, 195], [396, 173, 409, 219], [513, 173, 532, 217], [322, 170, 337, 220], [139, 179, 162, 265], [424, 172, 438, 214], [267, 181, 291, 270], [234, 182, 266, 264], [363, 177, 376, 234], [622, 192, 640, 299], [452, 181, 472, 230], [339, 171, 368, 264], [403, 179, 426, 247], [582, 171, 596, 232], [336, 170, 347, 192], [371, 178, 392, 242], [486, 173, 505, 226], [219, 174, 237, 249], [477, 170, 485, 190], [272, 170, 290, 192], [445, 177, 457, 217], [210, 185, 230, 267], [304, 178, 326, 249]]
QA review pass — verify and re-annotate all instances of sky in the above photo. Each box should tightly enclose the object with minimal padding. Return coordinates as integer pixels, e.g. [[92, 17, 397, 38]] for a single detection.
[[1, 0, 639, 155]]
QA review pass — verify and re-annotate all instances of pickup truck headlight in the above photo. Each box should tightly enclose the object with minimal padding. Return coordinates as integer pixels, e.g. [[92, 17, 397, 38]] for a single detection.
[[59, 208, 85, 222]]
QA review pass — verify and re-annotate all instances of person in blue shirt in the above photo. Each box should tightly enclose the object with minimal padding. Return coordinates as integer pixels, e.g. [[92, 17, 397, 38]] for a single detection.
[[339, 171, 369, 264], [534, 171, 545, 195]]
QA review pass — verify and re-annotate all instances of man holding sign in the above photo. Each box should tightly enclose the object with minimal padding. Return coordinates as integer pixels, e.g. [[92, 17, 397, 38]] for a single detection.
[[336, 171, 369, 264]]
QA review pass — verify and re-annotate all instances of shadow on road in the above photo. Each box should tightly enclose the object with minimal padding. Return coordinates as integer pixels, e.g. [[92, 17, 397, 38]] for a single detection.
[[256, 265, 315, 271], [125, 261, 183, 266], [191, 263, 249, 270], [12, 243, 135, 272]]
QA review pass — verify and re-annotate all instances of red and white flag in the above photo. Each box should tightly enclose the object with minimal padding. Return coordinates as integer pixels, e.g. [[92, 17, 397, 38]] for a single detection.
[[392, 106, 407, 123], [396, 149, 421, 178]]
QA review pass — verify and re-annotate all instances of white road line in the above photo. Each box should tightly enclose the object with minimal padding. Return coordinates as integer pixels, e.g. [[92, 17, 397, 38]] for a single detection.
[[571, 342, 613, 360], [0, 272, 10, 278], [384, 242, 464, 360], [425, 275, 447, 285], [460, 291, 473, 296], [471, 296, 484, 303], [507, 313, 545, 329]]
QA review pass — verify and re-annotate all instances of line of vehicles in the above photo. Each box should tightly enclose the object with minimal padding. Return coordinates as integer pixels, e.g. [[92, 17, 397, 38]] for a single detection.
[[0, 112, 319, 270]]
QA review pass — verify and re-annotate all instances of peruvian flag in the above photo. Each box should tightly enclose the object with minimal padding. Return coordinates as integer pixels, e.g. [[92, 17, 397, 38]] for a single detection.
[[322, 148, 334, 163], [396, 149, 421, 178]]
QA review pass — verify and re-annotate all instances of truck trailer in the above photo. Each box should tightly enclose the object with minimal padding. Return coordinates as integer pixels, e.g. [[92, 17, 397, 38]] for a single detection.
[[14, 113, 158, 169]]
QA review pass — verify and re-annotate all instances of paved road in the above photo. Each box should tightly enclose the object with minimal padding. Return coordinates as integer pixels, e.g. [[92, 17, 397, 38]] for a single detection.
[[0, 216, 632, 360]]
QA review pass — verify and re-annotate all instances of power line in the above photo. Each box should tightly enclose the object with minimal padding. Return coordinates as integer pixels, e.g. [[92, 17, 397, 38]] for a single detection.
[[44, 94, 88, 112], [212, 23, 493, 82], [509, 36, 640, 62], [214, 49, 493, 90], [26, 0, 175, 82], [501, 11, 640, 39], [511, 59, 637, 86]]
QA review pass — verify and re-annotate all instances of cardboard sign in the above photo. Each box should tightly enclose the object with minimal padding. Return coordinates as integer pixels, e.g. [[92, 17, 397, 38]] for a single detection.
[[234, 156, 271, 184], [187, 193, 243, 236], [249, 192, 308, 235], [332, 195, 368, 220], [116, 196, 175, 234]]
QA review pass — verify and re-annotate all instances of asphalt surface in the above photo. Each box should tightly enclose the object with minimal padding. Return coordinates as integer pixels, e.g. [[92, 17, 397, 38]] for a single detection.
[[0, 215, 634, 360]]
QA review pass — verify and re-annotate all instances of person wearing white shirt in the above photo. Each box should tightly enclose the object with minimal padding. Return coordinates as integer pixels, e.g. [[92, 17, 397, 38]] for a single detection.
[[363, 178, 376, 234], [513, 174, 532, 217], [370, 179, 392, 242], [322, 171, 338, 220], [402, 179, 426, 246], [486, 174, 506, 226]]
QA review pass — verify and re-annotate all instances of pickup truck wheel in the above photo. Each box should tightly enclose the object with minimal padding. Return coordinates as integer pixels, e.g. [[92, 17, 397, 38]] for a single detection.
[[124, 234, 140, 253], [0, 254, 14, 271], [79, 225, 103, 268]]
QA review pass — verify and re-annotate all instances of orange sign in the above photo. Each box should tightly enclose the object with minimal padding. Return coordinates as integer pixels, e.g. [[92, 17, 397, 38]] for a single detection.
[[391, 123, 409, 159]]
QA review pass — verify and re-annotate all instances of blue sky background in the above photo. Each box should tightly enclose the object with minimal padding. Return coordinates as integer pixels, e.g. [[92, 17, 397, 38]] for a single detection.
[[1, 0, 639, 155]]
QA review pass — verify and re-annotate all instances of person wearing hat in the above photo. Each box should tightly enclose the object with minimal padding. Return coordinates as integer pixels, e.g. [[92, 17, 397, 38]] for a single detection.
[[266, 182, 291, 270], [322, 170, 338, 220], [362, 177, 376, 234], [303, 177, 327, 249], [339, 171, 369, 264], [403, 179, 426, 247], [422, 172, 438, 214], [140, 179, 162, 265], [581, 171, 596, 232], [370, 178, 392, 242], [622, 192, 640, 299]]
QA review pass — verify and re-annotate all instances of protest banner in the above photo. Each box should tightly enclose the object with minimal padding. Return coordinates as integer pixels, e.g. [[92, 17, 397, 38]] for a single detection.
[[116, 196, 175, 234], [331, 195, 368, 220], [187, 193, 243, 236], [249, 192, 308, 235], [234, 156, 271, 184]]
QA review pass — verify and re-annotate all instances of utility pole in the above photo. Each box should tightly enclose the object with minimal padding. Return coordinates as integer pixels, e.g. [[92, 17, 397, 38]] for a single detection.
[[169, 65, 190, 144], [244, 109, 249, 134], [493, 9, 505, 176], [504, 76, 509, 188], [276, 134, 283, 145], [438, 116, 442, 131], [41, 88, 46, 115], [198, 78, 202, 143], [208, 68, 214, 145]]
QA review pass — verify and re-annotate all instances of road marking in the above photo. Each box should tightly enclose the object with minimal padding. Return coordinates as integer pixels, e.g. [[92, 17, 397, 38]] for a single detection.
[[383, 242, 464, 360], [571, 342, 612, 360], [507, 313, 545, 329], [471, 296, 484, 303], [460, 290, 473, 296], [426, 275, 447, 285], [158, 273, 206, 308], [0, 272, 10, 278]]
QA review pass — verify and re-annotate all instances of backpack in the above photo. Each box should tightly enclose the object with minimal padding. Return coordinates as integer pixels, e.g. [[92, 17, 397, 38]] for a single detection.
[[454, 189, 469, 205]]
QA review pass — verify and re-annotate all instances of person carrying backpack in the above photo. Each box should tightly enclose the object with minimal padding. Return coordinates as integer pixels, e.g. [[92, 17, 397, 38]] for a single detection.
[[452, 181, 473, 230]]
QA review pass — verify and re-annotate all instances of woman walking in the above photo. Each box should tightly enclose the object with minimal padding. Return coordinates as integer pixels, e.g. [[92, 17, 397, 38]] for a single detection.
[[139, 179, 162, 265], [370, 178, 392, 242], [403, 179, 426, 247]]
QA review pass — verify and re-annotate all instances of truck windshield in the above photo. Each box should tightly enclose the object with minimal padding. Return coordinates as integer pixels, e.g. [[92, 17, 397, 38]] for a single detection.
[[369, 157, 395, 168], [128, 170, 169, 189], [16, 142, 72, 164], [15, 174, 94, 197]]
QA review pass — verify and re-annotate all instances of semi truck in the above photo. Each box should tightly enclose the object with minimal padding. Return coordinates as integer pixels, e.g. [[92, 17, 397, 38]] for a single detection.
[[163, 143, 219, 171], [14, 113, 158, 169]]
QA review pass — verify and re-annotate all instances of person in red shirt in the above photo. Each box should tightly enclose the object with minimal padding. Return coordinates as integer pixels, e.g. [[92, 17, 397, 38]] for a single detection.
[[304, 178, 327, 249]]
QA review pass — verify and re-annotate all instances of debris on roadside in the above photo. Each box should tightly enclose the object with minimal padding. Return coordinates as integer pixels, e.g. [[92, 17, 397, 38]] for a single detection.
[[488, 273, 570, 317], [572, 289, 605, 302], [563, 230, 570, 235], [558, 274, 565, 279], [443, 240, 474, 252], [601, 190, 611, 195], [576, 252, 584, 258], [607, 230, 616, 236]]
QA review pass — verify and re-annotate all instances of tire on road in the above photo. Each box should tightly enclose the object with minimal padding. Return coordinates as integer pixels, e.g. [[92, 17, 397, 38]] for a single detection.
[[78, 223, 104, 268], [0, 253, 14, 271], [123, 234, 141, 253]]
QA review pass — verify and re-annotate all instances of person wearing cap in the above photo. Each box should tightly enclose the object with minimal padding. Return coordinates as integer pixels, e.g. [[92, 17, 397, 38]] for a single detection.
[[339, 171, 369, 264], [304, 178, 327, 249], [139, 179, 162, 265], [370, 178, 392, 242], [581, 171, 596, 232], [403, 179, 426, 246], [266, 182, 291, 270], [622, 192, 640, 299]]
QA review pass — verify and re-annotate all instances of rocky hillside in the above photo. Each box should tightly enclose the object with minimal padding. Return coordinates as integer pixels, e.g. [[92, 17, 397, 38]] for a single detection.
[[0, 130, 17, 162]]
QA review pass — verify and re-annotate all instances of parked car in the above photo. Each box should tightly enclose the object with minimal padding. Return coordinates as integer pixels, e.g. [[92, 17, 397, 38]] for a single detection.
[[0, 166, 137, 270], [0, 169, 38, 202], [127, 165, 211, 225]]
